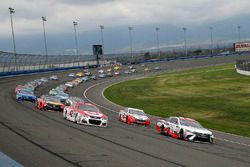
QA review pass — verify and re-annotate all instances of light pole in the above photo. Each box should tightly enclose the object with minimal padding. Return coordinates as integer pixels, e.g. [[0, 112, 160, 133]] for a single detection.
[[237, 25, 241, 43], [100, 25, 104, 63], [9, 7, 17, 71], [155, 27, 160, 58], [42, 16, 48, 69], [73, 21, 79, 67], [128, 26, 133, 61], [209, 26, 214, 55], [183, 27, 187, 57]]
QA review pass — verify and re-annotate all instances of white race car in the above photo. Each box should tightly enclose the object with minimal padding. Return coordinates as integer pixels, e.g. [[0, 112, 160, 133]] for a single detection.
[[156, 116, 214, 143], [63, 102, 108, 127]]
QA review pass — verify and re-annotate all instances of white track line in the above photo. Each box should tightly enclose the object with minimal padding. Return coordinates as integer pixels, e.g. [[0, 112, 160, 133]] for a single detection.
[[83, 75, 250, 147]]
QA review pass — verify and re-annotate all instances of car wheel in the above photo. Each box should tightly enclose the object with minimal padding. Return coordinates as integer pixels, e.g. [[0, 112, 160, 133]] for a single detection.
[[118, 115, 122, 121], [160, 125, 165, 134], [74, 114, 78, 124], [17, 97, 22, 101], [63, 110, 67, 119], [126, 116, 131, 125], [209, 137, 213, 144], [179, 129, 184, 140]]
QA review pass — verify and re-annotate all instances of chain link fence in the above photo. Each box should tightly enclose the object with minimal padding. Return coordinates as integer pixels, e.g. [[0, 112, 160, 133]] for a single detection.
[[236, 59, 250, 71]]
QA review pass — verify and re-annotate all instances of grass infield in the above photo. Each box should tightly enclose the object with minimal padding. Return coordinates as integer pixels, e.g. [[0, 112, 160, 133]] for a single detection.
[[104, 64, 250, 137]]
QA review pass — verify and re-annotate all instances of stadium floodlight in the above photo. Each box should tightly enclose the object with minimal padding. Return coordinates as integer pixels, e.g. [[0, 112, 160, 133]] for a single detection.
[[42, 16, 48, 69], [100, 25, 105, 63], [9, 7, 17, 71], [128, 26, 133, 60], [183, 27, 187, 57], [73, 21, 79, 67], [155, 27, 160, 58], [209, 26, 214, 55]]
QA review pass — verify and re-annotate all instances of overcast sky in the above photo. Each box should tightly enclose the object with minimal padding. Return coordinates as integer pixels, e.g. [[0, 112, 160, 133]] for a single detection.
[[1, 0, 250, 36]]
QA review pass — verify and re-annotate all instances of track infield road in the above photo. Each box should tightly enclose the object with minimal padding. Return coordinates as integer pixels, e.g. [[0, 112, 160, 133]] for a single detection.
[[0, 55, 250, 167]]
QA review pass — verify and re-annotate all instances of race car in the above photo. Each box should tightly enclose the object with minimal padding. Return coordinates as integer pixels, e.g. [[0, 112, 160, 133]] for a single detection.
[[144, 67, 150, 72], [90, 75, 97, 80], [68, 73, 75, 77], [76, 72, 84, 77], [36, 95, 65, 111], [50, 75, 59, 80], [16, 89, 37, 103], [114, 71, 121, 75], [81, 76, 89, 82], [119, 107, 151, 126], [53, 93, 69, 102], [99, 73, 106, 78], [154, 66, 161, 71], [14, 85, 33, 94], [65, 97, 85, 106], [63, 102, 108, 127], [65, 82, 74, 88], [40, 77, 49, 84], [156, 116, 214, 143]]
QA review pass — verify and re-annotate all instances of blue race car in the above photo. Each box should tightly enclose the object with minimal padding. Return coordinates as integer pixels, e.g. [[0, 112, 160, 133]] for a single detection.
[[16, 90, 37, 103], [81, 76, 89, 82], [54, 93, 69, 103]]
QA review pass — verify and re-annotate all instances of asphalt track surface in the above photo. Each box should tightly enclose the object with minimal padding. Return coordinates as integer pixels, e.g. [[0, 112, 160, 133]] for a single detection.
[[0, 55, 250, 167]]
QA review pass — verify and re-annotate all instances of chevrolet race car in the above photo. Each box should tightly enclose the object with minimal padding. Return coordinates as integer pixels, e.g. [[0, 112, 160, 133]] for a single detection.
[[36, 95, 65, 111], [50, 75, 59, 80], [16, 89, 37, 103], [156, 116, 214, 143], [119, 107, 151, 126], [63, 102, 108, 127]]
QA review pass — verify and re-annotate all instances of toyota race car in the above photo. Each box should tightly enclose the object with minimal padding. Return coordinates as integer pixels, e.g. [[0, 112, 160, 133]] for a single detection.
[[36, 95, 65, 111], [119, 107, 151, 126], [63, 102, 108, 127], [156, 116, 214, 143]]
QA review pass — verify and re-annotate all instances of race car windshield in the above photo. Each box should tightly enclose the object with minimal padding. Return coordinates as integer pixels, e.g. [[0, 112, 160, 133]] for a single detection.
[[129, 109, 146, 116], [180, 119, 203, 128], [79, 105, 100, 112]]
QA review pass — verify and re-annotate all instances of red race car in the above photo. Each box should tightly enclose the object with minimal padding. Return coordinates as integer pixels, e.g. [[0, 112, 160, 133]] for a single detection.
[[119, 107, 151, 126]]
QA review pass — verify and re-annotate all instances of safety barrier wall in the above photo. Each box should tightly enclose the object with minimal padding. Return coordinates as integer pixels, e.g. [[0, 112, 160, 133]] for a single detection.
[[0, 51, 249, 77]]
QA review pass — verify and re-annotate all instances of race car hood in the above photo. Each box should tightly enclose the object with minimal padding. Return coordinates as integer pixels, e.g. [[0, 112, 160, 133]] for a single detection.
[[130, 114, 149, 120], [78, 110, 107, 118], [183, 126, 212, 135]]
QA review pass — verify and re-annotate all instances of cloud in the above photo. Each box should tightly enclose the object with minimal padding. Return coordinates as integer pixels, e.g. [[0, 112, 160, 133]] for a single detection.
[[0, 0, 250, 37]]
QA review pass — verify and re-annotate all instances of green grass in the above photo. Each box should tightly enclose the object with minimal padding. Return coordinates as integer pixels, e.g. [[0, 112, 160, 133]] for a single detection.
[[104, 64, 250, 137]]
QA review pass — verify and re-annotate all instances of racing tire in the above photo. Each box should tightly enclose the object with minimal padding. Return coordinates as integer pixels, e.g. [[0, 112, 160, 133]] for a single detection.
[[160, 125, 165, 134], [179, 129, 184, 140], [118, 115, 121, 121], [63, 110, 67, 119], [209, 137, 214, 144], [74, 114, 78, 124], [126, 116, 131, 125], [17, 97, 22, 101]]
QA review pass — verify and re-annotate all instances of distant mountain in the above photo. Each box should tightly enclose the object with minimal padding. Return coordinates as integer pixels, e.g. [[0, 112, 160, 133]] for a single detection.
[[1, 13, 250, 55]]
